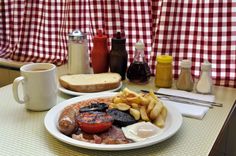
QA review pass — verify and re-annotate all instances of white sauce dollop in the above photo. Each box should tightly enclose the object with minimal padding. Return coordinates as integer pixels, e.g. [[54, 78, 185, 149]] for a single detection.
[[122, 122, 162, 142]]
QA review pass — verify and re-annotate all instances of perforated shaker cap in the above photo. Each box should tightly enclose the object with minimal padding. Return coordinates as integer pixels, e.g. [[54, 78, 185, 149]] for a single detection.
[[180, 59, 192, 68], [69, 30, 86, 40], [135, 40, 145, 50], [201, 61, 211, 71]]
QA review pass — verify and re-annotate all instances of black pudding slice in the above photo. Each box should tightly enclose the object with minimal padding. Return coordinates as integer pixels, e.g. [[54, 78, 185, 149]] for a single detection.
[[79, 102, 108, 113], [107, 109, 137, 127]]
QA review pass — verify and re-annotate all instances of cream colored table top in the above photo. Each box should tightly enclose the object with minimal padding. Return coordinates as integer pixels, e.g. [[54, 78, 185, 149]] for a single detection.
[[0, 78, 236, 156]]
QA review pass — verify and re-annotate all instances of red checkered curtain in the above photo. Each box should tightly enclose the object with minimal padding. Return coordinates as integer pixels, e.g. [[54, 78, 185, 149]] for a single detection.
[[0, 1, 69, 65], [1, 1, 236, 87], [152, 1, 236, 87], [0, 0, 152, 66]]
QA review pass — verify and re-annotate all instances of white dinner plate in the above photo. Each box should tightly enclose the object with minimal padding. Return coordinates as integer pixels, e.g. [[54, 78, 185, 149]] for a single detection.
[[58, 82, 122, 96], [44, 92, 183, 151]]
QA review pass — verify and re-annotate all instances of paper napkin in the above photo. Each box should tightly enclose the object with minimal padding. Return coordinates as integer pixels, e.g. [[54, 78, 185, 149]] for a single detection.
[[157, 88, 215, 119]]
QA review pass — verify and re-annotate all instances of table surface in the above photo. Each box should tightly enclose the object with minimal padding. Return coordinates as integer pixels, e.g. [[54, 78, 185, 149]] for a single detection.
[[0, 77, 236, 156]]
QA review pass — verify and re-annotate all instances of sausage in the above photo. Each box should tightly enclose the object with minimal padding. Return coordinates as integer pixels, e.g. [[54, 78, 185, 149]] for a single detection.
[[58, 97, 112, 136], [58, 105, 78, 136]]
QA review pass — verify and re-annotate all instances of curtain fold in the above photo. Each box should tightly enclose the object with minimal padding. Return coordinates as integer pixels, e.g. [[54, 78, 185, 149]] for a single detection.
[[0, 0, 236, 87], [152, 1, 236, 87]]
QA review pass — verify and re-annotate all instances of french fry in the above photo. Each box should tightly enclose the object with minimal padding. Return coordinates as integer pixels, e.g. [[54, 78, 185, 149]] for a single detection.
[[149, 101, 163, 120], [108, 103, 117, 109], [161, 106, 167, 121], [131, 103, 140, 110], [149, 90, 159, 101], [113, 97, 124, 104], [123, 88, 139, 97], [153, 105, 167, 128], [129, 108, 141, 120], [116, 103, 131, 111], [140, 96, 150, 105], [140, 106, 149, 121], [126, 96, 142, 104], [153, 115, 165, 128], [146, 99, 156, 114]]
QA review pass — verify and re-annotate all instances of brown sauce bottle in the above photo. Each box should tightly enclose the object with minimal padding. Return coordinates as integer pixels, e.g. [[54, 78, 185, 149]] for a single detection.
[[127, 40, 151, 84], [109, 32, 128, 80]]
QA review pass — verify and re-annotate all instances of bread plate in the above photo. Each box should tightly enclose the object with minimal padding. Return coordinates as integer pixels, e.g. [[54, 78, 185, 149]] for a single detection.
[[44, 92, 183, 151], [59, 82, 122, 96]]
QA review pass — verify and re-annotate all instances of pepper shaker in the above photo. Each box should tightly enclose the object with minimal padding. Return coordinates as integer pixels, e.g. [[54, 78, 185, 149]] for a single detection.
[[176, 59, 194, 91]]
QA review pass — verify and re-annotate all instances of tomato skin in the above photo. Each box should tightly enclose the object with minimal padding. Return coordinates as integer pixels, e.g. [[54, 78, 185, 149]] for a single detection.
[[76, 112, 113, 134], [78, 122, 112, 134]]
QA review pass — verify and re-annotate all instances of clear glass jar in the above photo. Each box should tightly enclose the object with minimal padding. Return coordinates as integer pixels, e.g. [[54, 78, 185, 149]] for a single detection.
[[155, 55, 173, 88]]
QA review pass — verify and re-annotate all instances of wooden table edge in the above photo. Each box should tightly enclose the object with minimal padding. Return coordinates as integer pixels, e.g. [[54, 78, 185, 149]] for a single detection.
[[209, 99, 236, 155]]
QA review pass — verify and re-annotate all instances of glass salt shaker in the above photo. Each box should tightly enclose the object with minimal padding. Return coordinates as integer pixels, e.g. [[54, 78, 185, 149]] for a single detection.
[[68, 30, 90, 74], [196, 61, 213, 94], [176, 59, 194, 91]]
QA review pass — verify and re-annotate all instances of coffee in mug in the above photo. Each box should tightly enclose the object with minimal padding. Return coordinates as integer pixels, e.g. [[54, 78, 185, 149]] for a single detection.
[[12, 63, 58, 111]]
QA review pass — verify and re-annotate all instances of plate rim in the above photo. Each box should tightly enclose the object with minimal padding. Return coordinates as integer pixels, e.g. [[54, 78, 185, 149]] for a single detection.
[[44, 92, 183, 151], [58, 82, 122, 96]]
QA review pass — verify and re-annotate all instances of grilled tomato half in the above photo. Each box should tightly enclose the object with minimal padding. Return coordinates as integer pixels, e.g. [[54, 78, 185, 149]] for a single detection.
[[76, 112, 113, 134]]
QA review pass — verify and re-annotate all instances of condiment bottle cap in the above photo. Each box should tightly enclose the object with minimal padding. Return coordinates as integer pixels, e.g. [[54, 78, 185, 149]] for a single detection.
[[112, 31, 126, 44], [94, 29, 107, 39], [135, 40, 145, 50], [97, 29, 103, 37], [69, 29, 86, 40], [93, 29, 107, 41], [180, 59, 192, 68], [156, 55, 173, 63], [201, 61, 211, 71], [116, 32, 121, 39]]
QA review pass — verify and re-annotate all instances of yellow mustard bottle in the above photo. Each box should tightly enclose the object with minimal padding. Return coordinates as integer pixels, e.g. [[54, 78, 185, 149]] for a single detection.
[[155, 55, 173, 88]]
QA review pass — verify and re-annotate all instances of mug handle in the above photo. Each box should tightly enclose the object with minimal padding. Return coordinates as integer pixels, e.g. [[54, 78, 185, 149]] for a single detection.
[[12, 76, 28, 104]]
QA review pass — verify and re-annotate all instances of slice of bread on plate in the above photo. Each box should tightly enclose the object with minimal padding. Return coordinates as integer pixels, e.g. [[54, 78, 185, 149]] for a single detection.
[[59, 73, 121, 92]]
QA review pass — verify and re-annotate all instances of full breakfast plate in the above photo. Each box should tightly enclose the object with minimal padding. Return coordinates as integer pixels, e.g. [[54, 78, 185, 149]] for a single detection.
[[44, 92, 183, 151], [58, 82, 122, 96]]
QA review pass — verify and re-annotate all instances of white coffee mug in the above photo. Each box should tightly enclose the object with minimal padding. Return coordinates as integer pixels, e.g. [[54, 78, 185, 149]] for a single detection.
[[13, 63, 58, 111]]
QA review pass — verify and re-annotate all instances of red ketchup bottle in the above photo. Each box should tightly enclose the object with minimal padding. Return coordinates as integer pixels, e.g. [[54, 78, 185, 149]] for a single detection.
[[91, 29, 109, 73]]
